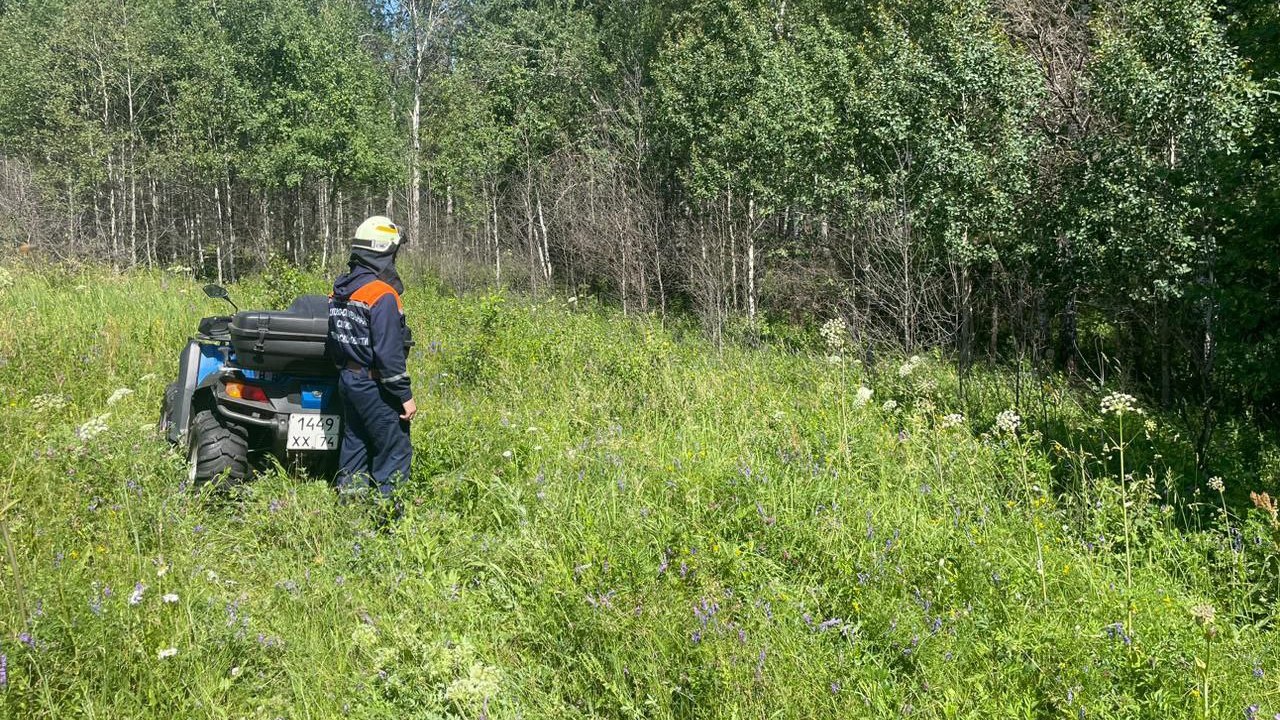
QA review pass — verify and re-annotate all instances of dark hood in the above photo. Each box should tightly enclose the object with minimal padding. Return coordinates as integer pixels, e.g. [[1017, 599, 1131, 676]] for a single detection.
[[340, 247, 404, 296]]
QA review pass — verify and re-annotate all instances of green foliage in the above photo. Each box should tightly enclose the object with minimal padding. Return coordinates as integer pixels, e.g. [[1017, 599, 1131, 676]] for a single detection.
[[1074, 0, 1255, 305], [262, 254, 311, 310], [0, 0, 401, 196], [2, 266, 1280, 717]]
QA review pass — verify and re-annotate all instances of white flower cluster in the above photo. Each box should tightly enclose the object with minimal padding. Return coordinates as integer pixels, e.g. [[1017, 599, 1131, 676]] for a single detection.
[[77, 413, 111, 441], [107, 387, 134, 405], [881, 399, 899, 412], [853, 386, 874, 407], [898, 355, 924, 378], [1100, 391, 1143, 417], [940, 413, 965, 429], [1189, 603, 1216, 627], [444, 662, 503, 707], [157, 647, 178, 660], [31, 393, 68, 413], [1208, 476, 1225, 493], [994, 409, 1021, 435], [820, 318, 848, 354]]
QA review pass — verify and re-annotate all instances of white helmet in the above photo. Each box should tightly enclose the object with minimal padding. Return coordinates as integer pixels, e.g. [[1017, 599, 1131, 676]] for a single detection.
[[351, 216, 402, 254]]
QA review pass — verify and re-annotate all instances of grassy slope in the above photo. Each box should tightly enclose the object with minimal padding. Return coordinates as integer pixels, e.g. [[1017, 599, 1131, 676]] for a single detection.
[[0, 264, 1277, 719]]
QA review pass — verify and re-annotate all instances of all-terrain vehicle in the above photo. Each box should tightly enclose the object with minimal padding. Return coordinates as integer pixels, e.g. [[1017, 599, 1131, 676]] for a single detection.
[[159, 284, 341, 487]]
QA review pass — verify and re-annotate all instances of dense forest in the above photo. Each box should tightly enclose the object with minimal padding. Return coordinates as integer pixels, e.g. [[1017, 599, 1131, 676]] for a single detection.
[[1, 0, 1278, 418]]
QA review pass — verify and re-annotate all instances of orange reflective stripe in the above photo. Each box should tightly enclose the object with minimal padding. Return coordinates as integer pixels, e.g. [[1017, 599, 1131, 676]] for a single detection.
[[350, 280, 402, 311]]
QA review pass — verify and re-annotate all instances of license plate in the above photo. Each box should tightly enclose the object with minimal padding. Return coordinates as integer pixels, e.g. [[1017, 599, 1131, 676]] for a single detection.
[[287, 414, 340, 451]]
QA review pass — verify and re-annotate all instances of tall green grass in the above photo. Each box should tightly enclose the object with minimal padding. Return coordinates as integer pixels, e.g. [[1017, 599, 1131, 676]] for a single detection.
[[0, 262, 1278, 718]]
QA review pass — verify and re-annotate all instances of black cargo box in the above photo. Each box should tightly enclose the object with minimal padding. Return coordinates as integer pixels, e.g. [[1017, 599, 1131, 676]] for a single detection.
[[230, 296, 334, 374]]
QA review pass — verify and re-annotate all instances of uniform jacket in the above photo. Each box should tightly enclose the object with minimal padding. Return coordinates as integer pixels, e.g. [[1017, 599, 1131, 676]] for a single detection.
[[327, 265, 413, 402]]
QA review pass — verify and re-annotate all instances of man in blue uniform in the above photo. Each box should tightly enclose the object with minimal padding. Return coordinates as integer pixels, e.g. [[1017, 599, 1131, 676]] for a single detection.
[[327, 216, 416, 505]]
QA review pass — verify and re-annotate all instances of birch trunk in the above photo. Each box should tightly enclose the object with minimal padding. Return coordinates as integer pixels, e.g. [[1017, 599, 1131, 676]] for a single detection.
[[407, 0, 424, 254], [536, 189, 552, 284], [747, 196, 756, 320], [224, 176, 236, 281]]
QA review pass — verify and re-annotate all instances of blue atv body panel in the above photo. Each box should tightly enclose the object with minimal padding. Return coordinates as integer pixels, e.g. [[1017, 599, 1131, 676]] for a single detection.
[[167, 339, 226, 445], [197, 344, 226, 386]]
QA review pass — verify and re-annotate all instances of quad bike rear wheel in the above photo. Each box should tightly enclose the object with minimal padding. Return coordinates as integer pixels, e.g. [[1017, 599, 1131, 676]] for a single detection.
[[188, 409, 249, 489]]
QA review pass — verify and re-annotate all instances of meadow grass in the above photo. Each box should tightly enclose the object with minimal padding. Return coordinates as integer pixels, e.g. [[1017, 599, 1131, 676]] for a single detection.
[[0, 262, 1278, 718]]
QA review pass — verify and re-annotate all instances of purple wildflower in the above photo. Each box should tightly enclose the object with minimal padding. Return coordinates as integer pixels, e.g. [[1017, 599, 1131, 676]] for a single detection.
[[802, 612, 814, 628], [756, 599, 774, 620], [128, 582, 145, 606], [1104, 622, 1132, 646], [818, 618, 843, 632], [930, 617, 943, 634], [1246, 705, 1260, 720], [679, 561, 689, 579], [830, 682, 841, 694], [18, 632, 34, 649], [756, 502, 777, 526], [755, 649, 767, 681], [658, 551, 669, 575], [0, 652, 6, 688], [690, 630, 702, 644], [269, 499, 283, 513]]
